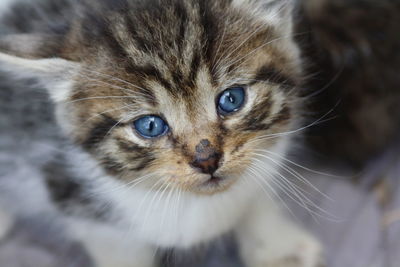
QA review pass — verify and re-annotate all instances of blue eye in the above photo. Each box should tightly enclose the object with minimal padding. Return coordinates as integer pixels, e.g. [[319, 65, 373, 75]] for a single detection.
[[133, 115, 169, 138], [218, 87, 246, 114]]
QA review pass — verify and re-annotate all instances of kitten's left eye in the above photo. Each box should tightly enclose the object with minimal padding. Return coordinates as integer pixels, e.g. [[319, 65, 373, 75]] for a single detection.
[[217, 87, 246, 114], [133, 115, 169, 138]]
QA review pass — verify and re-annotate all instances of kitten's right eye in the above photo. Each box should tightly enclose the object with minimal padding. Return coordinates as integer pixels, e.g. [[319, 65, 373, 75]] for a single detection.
[[217, 87, 246, 115], [133, 115, 169, 139]]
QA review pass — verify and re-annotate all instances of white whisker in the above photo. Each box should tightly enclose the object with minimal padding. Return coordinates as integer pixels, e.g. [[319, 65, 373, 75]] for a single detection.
[[79, 67, 149, 93], [228, 32, 309, 74], [252, 162, 320, 221], [250, 155, 340, 221], [211, 22, 227, 72], [255, 149, 346, 179], [128, 177, 165, 235], [248, 101, 340, 144], [88, 173, 154, 197], [65, 95, 140, 104], [159, 185, 176, 234], [215, 23, 266, 71], [141, 181, 171, 231], [83, 103, 138, 124], [252, 159, 336, 221], [247, 166, 298, 220], [251, 152, 333, 200], [104, 115, 128, 137]]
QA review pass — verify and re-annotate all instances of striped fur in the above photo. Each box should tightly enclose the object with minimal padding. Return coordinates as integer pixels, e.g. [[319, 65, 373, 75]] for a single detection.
[[0, 1, 331, 267], [0, 0, 303, 195]]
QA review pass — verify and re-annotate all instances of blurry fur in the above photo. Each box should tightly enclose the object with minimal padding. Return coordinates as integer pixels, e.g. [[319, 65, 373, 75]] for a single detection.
[[0, 0, 324, 267], [299, 0, 400, 166]]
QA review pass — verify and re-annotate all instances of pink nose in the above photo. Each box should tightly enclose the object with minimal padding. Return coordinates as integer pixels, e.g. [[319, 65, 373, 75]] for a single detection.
[[190, 139, 221, 174]]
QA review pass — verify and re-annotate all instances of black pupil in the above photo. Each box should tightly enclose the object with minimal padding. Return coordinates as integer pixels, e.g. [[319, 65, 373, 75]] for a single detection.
[[227, 93, 235, 103], [147, 120, 155, 132]]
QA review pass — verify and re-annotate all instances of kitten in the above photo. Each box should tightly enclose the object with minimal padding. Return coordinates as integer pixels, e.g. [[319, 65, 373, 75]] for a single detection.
[[0, 0, 323, 267]]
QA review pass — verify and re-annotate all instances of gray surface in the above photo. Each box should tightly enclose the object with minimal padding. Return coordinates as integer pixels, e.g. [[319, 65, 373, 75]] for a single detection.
[[296, 145, 400, 267], [0, 216, 94, 267]]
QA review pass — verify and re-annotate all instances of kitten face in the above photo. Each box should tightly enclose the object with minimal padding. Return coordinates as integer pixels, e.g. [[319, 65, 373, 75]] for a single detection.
[[0, 0, 302, 195]]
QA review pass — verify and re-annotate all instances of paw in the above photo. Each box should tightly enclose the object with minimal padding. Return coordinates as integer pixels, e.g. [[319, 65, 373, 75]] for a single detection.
[[0, 207, 12, 241], [261, 243, 325, 267], [249, 235, 325, 267]]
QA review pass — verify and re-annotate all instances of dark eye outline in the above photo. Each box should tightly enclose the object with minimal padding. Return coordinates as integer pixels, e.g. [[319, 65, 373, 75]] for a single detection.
[[133, 115, 169, 139], [216, 86, 247, 116]]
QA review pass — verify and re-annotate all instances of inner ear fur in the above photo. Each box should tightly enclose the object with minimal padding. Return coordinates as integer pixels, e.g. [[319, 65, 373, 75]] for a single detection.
[[0, 33, 80, 102], [0, 33, 65, 59], [232, 0, 295, 34]]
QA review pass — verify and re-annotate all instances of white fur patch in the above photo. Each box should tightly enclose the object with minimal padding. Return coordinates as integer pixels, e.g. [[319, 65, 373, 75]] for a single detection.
[[65, 137, 291, 249], [67, 218, 156, 267], [0, 52, 79, 102]]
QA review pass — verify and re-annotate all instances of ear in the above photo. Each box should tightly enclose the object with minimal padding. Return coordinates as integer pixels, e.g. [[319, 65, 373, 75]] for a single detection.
[[0, 34, 80, 102], [232, 0, 295, 35]]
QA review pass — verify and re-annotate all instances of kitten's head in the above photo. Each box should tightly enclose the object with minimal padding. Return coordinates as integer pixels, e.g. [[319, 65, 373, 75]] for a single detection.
[[0, 0, 302, 195]]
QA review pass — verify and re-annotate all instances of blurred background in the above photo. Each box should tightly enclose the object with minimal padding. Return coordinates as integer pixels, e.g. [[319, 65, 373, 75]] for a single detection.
[[0, 0, 400, 266]]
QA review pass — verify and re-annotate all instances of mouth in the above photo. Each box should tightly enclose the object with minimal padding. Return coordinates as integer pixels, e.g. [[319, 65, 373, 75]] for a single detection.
[[192, 172, 237, 194], [197, 174, 234, 193], [203, 175, 224, 186]]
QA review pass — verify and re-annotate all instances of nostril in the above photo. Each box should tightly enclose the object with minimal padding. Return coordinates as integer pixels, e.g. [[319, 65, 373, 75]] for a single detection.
[[191, 153, 221, 174]]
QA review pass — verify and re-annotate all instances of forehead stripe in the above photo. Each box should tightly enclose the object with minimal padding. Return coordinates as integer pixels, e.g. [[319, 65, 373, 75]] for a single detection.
[[116, 139, 156, 172], [126, 64, 172, 93], [255, 65, 296, 89], [82, 115, 122, 150], [239, 91, 273, 131], [100, 155, 125, 176]]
